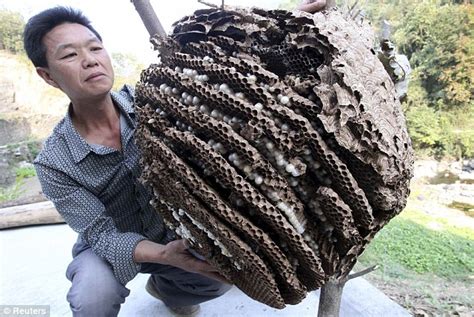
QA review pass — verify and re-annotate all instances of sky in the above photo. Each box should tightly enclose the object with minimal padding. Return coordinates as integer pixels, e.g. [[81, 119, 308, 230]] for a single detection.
[[0, 0, 285, 63]]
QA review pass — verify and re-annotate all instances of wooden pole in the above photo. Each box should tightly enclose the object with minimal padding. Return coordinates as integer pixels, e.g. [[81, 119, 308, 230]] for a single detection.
[[131, 0, 166, 38], [0, 201, 64, 230]]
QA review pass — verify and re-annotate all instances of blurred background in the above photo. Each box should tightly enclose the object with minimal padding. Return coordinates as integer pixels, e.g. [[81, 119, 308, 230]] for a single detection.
[[0, 0, 472, 316]]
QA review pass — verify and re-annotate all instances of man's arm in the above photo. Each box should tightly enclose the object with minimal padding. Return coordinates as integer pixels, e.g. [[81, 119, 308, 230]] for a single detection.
[[297, 0, 327, 13], [35, 162, 146, 284], [36, 162, 226, 284]]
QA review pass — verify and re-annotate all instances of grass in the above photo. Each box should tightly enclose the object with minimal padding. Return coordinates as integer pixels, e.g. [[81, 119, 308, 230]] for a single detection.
[[358, 214, 473, 279], [355, 197, 474, 314], [0, 165, 37, 203]]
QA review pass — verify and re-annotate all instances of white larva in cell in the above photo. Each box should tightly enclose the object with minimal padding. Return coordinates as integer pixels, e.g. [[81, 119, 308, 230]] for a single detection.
[[185, 95, 193, 105], [276, 159, 287, 167], [182, 92, 188, 99], [229, 67, 236, 72], [235, 199, 244, 207], [280, 96, 290, 105], [247, 74, 257, 83], [192, 70, 198, 77], [155, 107, 161, 113], [266, 142, 274, 150], [192, 96, 200, 105], [165, 87, 172, 95], [291, 169, 301, 177], [210, 109, 220, 118], [172, 88, 179, 94], [254, 176, 263, 185], [277, 94, 283, 101], [159, 83, 167, 92], [147, 118, 155, 124], [243, 165, 252, 174], [208, 139, 215, 146], [174, 66, 182, 73], [178, 208, 185, 216], [203, 56, 210, 61], [281, 124, 289, 131], [219, 84, 229, 92], [202, 74, 209, 81], [187, 126, 193, 132], [223, 115, 231, 123], [254, 103, 263, 111], [235, 92, 244, 99], [199, 105, 209, 113], [209, 58, 214, 63]]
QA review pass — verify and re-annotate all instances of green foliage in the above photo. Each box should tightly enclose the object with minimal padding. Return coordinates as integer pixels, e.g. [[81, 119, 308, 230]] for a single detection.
[[359, 216, 473, 279], [362, 1, 473, 158], [14, 166, 36, 179], [406, 104, 441, 151], [0, 9, 25, 54], [0, 181, 23, 203]]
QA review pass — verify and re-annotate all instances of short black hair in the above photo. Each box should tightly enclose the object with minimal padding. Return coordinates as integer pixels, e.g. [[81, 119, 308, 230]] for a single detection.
[[23, 6, 102, 67]]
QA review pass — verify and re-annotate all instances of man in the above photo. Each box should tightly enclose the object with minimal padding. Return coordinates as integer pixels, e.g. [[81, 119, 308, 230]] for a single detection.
[[23, 6, 230, 317], [297, 0, 327, 13]]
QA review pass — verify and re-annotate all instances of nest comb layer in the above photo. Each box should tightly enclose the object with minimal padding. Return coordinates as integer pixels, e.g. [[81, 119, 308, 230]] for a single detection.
[[134, 7, 414, 309]]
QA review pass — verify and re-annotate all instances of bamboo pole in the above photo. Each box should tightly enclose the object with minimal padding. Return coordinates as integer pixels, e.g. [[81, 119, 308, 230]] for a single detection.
[[131, 0, 166, 38]]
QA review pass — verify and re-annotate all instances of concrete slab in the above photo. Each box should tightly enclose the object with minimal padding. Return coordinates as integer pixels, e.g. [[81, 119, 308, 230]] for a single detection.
[[0, 224, 410, 316]]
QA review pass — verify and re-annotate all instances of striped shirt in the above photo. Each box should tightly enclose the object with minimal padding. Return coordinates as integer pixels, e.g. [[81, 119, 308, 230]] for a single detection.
[[34, 85, 169, 285]]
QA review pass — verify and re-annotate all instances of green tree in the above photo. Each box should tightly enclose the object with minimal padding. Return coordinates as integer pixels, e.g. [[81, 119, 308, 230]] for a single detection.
[[0, 9, 25, 54]]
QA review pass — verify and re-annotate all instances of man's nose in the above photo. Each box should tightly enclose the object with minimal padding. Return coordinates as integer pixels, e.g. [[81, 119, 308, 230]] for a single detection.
[[82, 51, 99, 68]]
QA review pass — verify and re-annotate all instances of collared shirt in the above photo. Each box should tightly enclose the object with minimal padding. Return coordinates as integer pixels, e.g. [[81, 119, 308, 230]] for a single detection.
[[34, 85, 168, 285]]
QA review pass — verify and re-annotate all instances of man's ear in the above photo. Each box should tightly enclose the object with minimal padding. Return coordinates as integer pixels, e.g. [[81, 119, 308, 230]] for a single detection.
[[36, 67, 60, 89]]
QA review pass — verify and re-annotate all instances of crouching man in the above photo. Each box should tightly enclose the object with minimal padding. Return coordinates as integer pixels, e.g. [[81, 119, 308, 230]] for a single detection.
[[23, 6, 230, 316]]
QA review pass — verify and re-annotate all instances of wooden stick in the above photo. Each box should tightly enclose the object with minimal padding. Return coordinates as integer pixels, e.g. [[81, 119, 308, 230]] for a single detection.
[[0, 201, 64, 230], [348, 265, 379, 280], [131, 0, 167, 38]]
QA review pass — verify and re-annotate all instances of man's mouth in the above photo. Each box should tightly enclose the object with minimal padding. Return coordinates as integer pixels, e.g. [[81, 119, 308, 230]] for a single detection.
[[85, 72, 105, 81]]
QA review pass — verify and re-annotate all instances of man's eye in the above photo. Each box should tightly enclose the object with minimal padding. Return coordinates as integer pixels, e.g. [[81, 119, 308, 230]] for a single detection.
[[91, 47, 103, 51], [61, 53, 76, 59]]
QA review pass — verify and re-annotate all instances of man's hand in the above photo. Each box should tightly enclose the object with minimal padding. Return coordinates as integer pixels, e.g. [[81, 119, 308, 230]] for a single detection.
[[134, 239, 229, 283], [297, 0, 327, 13]]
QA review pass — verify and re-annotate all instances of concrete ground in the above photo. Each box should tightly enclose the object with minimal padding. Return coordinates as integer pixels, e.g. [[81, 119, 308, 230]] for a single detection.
[[0, 224, 411, 316]]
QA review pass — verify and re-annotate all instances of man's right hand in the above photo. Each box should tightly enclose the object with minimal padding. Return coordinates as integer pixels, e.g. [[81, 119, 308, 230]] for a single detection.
[[134, 239, 229, 283]]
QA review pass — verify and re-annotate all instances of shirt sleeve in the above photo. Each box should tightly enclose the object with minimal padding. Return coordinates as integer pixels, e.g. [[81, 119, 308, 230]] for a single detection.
[[35, 162, 147, 285]]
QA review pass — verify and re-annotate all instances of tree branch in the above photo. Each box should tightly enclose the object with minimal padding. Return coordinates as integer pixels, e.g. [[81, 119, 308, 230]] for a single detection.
[[348, 265, 379, 280]]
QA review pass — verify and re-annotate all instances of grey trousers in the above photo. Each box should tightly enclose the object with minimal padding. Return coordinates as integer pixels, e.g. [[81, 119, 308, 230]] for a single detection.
[[65, 238, 231, 317]]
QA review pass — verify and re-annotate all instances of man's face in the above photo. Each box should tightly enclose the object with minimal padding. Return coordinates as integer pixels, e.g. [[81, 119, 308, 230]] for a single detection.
[[37, 23, 114, 102]]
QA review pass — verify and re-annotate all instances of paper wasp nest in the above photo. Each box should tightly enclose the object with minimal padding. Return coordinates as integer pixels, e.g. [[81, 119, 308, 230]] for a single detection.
[[134, 7, 414, 309]]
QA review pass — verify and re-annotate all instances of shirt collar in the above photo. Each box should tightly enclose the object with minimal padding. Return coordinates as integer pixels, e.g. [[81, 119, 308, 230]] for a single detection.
[[61, 89, 135, 163]]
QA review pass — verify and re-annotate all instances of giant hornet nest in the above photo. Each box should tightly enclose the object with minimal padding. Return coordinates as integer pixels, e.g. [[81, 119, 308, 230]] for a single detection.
[[134, 7, 414, 309]]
